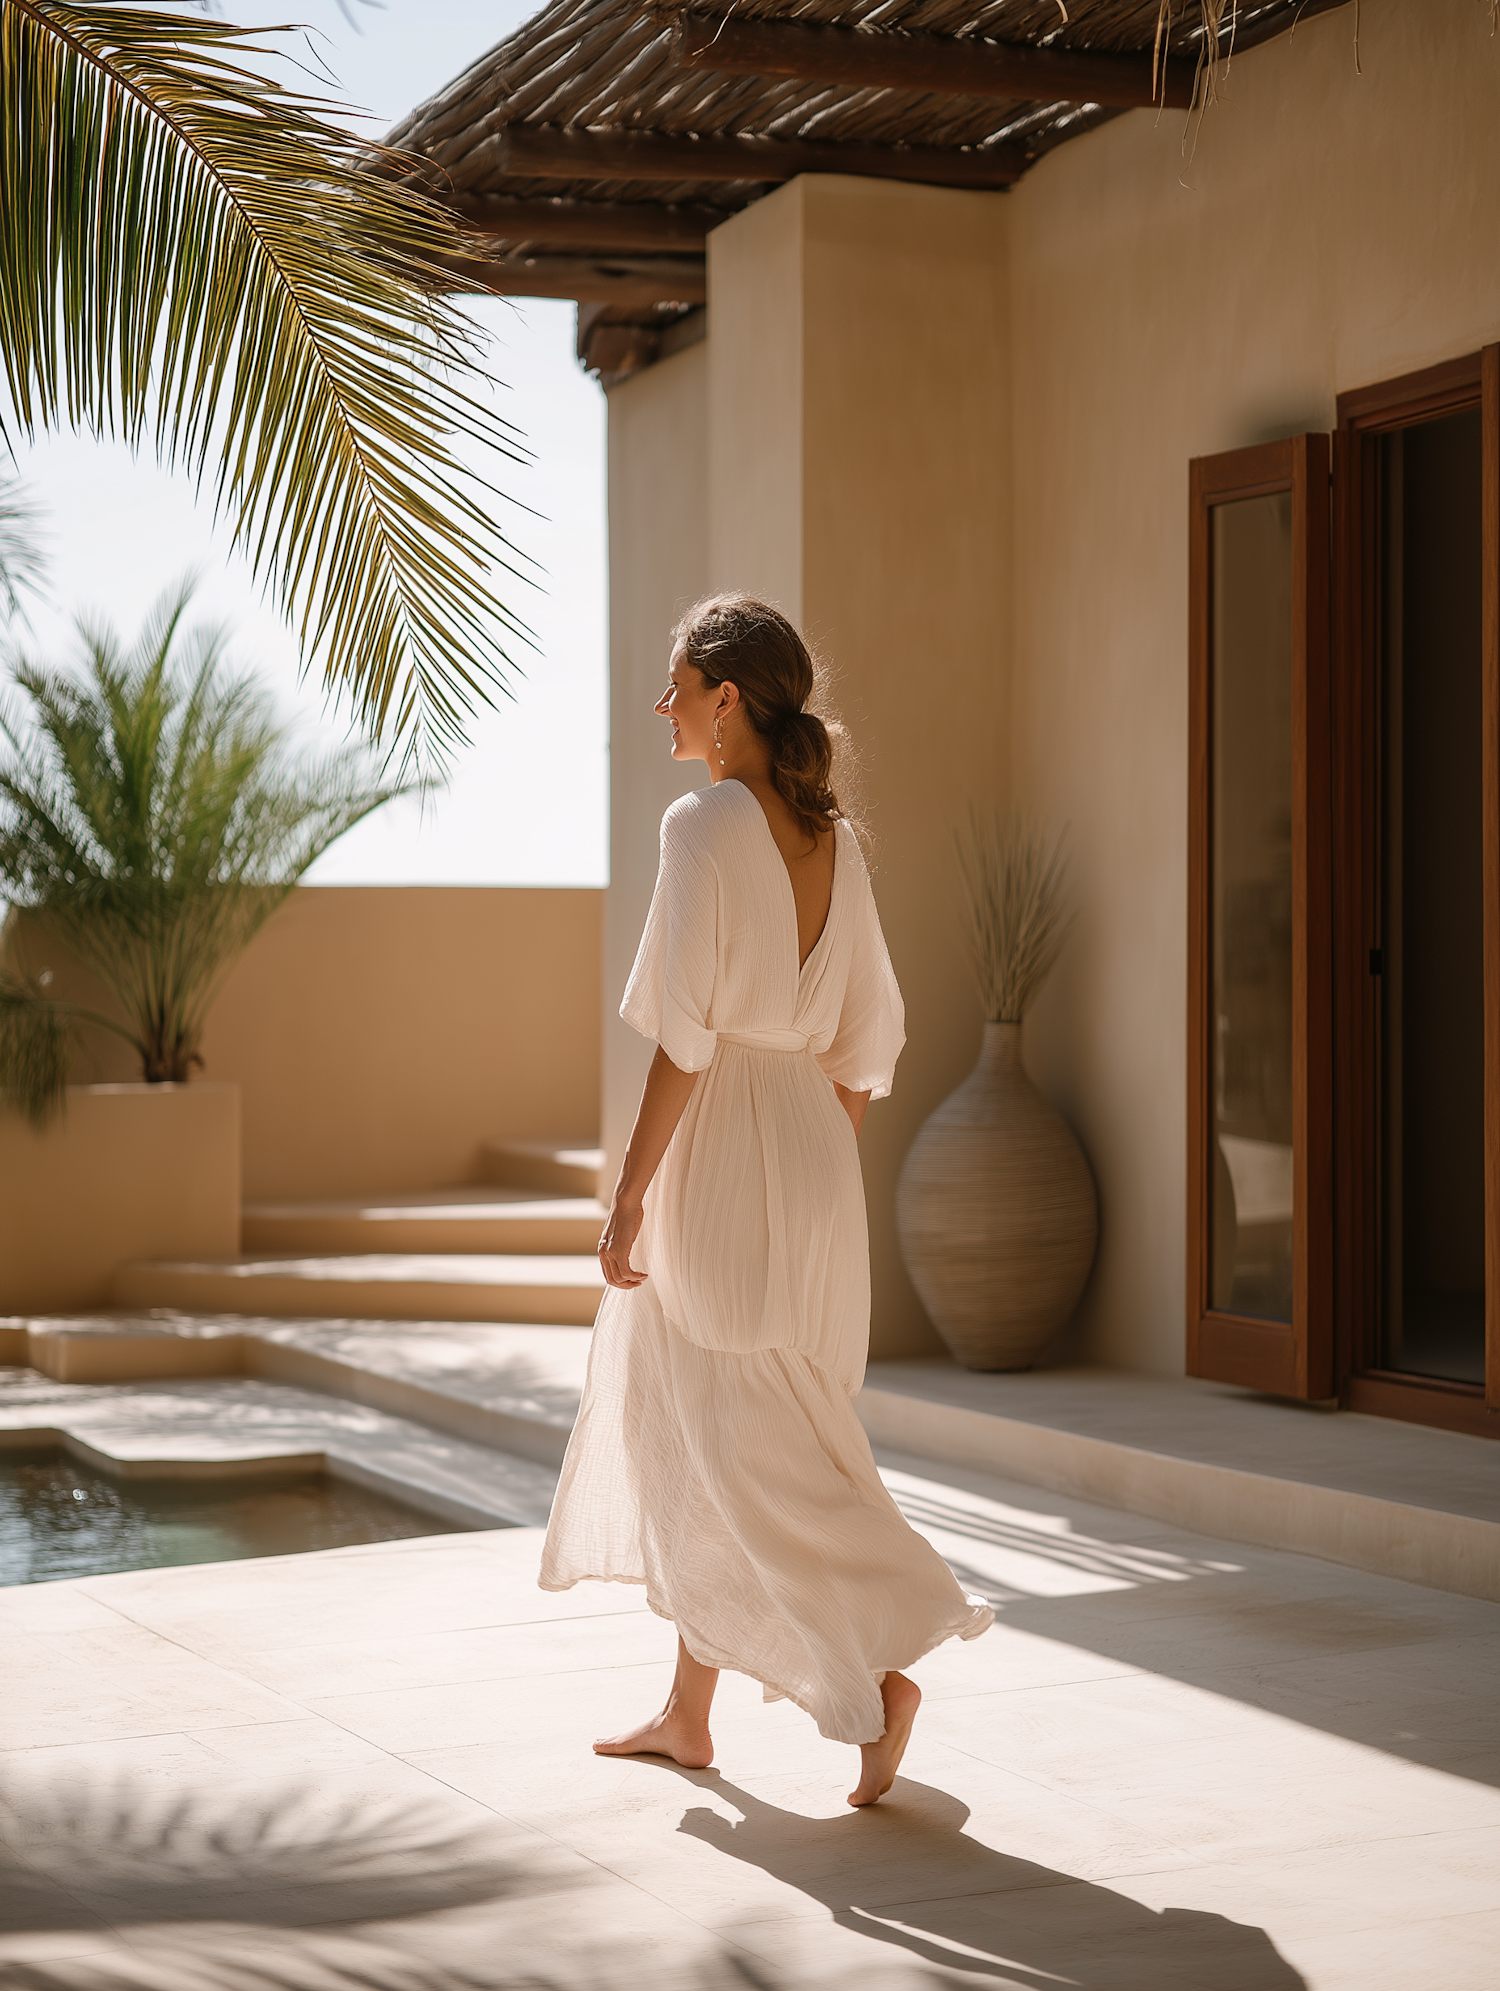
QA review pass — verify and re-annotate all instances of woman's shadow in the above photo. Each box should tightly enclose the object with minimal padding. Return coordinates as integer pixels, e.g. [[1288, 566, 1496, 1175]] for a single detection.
[[670, 1769, 1306, 1989]]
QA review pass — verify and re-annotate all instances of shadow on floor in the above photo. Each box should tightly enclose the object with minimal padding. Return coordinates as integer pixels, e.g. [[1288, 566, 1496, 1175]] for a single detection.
[[0, 1774, 960, 1991], [882, 1456, 1500, 1791], [674, 1771, 1306, 1990]]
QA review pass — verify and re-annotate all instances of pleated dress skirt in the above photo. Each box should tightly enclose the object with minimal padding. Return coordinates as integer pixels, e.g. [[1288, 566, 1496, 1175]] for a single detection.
[[539, 1040, 994, 1747]]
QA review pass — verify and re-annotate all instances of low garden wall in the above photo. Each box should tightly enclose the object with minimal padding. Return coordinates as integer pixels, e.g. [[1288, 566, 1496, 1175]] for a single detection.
[[2, 886, 603, 1204], [0, 1082, 240, 1313]]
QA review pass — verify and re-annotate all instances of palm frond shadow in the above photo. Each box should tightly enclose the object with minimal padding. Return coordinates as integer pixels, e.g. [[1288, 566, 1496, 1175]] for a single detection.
[[1, 1776, 518, 1930], [0, 1775, 938, 1991], [885, 1481, 1233, 1608]]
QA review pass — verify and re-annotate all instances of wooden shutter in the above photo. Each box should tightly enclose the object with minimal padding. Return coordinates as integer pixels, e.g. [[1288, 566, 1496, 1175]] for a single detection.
[[1485, 347, 1500, 1412], [1187, 436, 1333, 1398]]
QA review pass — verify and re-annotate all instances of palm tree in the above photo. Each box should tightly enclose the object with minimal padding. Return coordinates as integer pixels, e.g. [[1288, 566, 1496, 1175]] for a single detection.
[[0, 2, 529, 770], [0, 472, 45, 624], [0, 580, 405, 1118]]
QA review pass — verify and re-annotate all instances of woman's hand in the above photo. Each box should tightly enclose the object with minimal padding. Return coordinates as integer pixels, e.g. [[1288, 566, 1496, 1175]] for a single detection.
[[833, 1082, 871, 1139], [598, 1048, 701, 1292], [599, 1196, 647, 1289]]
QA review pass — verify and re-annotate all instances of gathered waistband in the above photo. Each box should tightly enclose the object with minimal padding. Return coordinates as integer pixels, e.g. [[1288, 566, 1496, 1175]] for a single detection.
[[716, 1029, 811, 1055]]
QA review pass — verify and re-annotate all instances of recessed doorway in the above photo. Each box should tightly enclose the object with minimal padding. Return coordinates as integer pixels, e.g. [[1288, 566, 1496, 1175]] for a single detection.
[[1336, 350, 1498, 1436], [1188, 350, 1498, 1435], [1374, 409, 1486, 1388]]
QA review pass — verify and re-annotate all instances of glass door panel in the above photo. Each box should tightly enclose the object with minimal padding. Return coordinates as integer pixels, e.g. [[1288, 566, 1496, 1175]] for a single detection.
[[1189, 433, 1332, 1401], [1210, 493, 1295, 1322]]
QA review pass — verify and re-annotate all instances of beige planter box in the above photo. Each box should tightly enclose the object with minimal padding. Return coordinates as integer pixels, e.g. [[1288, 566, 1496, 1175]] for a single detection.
[[0, 1083, 240, 1315]]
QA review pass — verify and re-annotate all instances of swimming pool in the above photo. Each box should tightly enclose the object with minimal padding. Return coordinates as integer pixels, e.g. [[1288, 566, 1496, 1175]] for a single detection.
[[0, 1446, 467, 1585]]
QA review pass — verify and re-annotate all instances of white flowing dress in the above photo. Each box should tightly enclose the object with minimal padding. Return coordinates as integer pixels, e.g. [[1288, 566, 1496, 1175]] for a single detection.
[[540, 778, 993, 1744]]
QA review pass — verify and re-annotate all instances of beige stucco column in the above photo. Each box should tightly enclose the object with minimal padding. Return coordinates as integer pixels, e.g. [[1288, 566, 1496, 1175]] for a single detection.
[[708, 175, 1013, 1358], [600, 338, 712, 1191]]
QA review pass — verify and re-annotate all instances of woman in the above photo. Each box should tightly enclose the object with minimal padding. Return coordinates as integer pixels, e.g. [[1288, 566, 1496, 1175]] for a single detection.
[[540, 594, 992, 1807]]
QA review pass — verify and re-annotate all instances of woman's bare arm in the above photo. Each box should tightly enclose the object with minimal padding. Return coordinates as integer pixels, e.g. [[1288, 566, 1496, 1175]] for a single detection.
[[598, 1046, 701, 1289], [833, 1082, 872, 1138]]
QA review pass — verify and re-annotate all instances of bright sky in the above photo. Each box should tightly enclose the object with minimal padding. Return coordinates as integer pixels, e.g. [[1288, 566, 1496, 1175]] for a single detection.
[[2, 1, 607, 887]]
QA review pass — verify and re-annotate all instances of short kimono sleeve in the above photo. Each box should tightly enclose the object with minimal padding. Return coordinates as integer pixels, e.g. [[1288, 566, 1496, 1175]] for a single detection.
[[816, 859, 906, 1099], [620, 797, 719, 1073]]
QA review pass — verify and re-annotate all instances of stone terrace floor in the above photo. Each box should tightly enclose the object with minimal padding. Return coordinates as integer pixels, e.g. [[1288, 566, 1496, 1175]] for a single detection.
[[4, 1446, 1499, 1991]]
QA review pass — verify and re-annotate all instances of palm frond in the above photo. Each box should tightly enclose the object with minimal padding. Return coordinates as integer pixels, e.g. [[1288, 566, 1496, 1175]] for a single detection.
[[0, 1, 533, 770], [0, 962, 73, 1121], [955, 808, 1075, 1025], [0, 470, 46, 621], [0, 577, 408, 1114]]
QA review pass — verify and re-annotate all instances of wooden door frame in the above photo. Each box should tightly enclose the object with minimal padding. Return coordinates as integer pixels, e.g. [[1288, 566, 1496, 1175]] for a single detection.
[[1187, 435, 1334, 1399], [1333, 349, 1500, 1437]]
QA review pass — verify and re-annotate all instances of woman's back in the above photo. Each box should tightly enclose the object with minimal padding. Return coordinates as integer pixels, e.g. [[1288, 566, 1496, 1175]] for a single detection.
[[733, 772, 835, 969]]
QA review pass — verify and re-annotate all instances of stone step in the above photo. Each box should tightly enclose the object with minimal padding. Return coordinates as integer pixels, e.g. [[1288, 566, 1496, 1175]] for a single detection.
[[113, 1253, 605, 1327], [858, 1360, 1500, 1606], [241, 1188, 605, 1256], [477, 1139, 603, 1199], [0, 1334, 565, 1529], [9, 1313, 589, 1477]]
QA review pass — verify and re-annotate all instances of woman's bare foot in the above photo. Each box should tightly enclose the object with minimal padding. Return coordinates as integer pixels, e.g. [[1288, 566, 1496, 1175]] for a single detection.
[[593, 1706, 713, 1769], [848, 1671, 921, 1806]]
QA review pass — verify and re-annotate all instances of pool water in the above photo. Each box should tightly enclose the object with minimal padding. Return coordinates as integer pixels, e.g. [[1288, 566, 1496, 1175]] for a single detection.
[[0, 1447, 466, 1585]]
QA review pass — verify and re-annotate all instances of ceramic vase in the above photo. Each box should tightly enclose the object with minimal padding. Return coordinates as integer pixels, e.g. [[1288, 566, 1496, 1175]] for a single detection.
[[896, 1021, 1098, 1371]]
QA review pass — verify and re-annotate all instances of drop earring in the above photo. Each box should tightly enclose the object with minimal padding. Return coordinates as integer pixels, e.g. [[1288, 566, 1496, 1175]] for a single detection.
[[713, 715, 726, 768]]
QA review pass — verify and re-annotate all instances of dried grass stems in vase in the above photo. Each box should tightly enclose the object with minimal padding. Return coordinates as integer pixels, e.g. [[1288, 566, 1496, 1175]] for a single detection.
[[955, 809, 1075, 1027], [896, 807, 1097, 1372]]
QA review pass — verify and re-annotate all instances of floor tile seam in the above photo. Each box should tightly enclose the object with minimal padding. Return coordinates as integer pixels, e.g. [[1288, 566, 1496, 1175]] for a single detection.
[[1075, 1831, 1500, 1911], [921, 1736, 1207, 1858], [2, 1595, 140, 1636], [912, 1662, 1147, 1703], [170, 1614, 655, 1660], [1016, 1802, 1500, 1861], [945, 1723, 1500, 1796], [265, 1654, 672, 1696], [1030, 1847, 1454, 1909], [188, 1608, 649, 1656], [378, 1759, 687, 1906], [16, 1590, 319, 1720], [298, 1655, 669, 1713], [0, 1711, 310, 1756], [222, 1607, 658, 1655]]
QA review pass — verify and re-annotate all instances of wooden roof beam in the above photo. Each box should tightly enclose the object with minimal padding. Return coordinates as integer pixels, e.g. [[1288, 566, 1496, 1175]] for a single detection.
[[441, 249, 706, 306], [448, 194, 720, 251], [672, 13, 1196, 113], [493, 124, 1027, 189]]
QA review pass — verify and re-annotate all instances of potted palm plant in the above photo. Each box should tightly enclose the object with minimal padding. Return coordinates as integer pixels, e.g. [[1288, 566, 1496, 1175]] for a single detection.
[[0, 583, 405, 1120], [896, 810, 1098, 1371]]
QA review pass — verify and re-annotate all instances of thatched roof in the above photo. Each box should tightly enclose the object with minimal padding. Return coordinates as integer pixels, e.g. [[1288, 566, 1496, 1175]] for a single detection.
[[386, 0, 1348, 380]]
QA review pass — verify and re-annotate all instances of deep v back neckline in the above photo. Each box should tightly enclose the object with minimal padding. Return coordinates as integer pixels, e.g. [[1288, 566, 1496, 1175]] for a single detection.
[[727, 779, 837, 974]]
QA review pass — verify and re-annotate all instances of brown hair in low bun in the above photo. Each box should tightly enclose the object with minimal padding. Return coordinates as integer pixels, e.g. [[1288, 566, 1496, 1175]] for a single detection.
[[673, 593, 853, 848]]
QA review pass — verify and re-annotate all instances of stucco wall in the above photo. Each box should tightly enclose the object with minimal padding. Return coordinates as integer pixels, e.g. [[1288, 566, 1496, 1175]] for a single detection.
[[613, 176, 1010, 1359], [602, 337, 712, 1191], [0, 1084, 240, 1313], [594, 0, 1499, 1376], [1005, 0, 1500, 1373], [5, 888, 601, 1202]]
